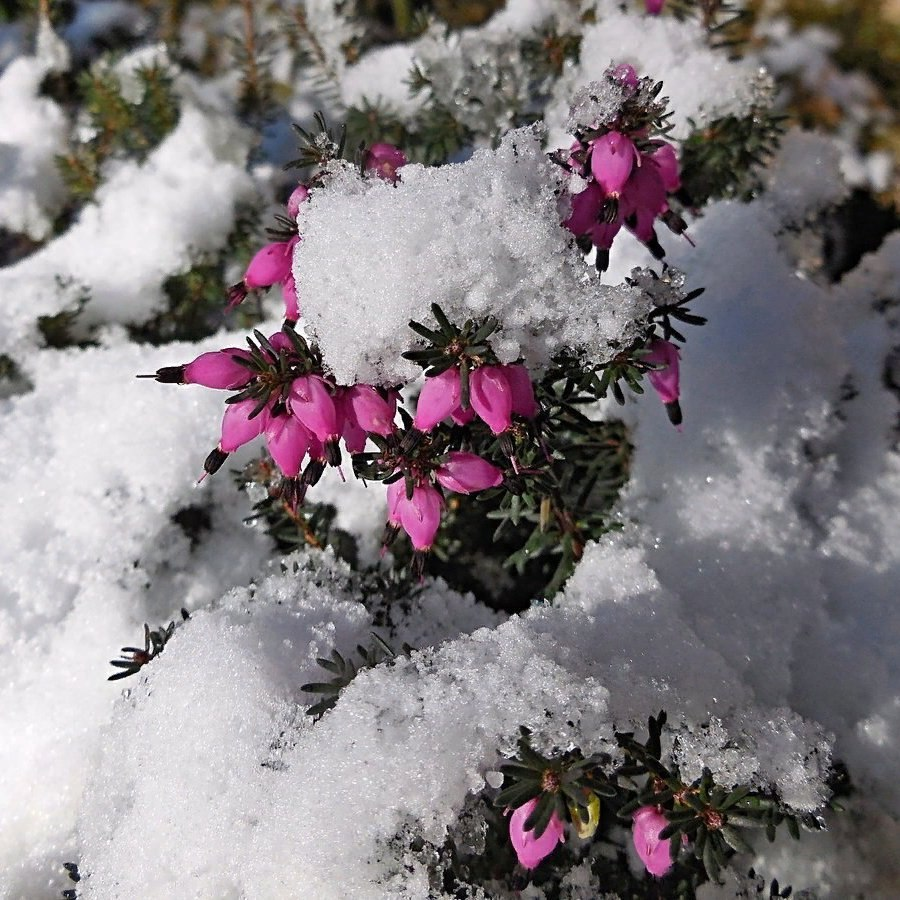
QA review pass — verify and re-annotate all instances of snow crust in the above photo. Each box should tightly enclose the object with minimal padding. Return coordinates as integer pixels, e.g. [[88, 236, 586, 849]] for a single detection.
[[297, 126, 649, 385]]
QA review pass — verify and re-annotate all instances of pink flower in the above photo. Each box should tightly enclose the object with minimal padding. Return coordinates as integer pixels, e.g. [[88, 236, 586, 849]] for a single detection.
[[622, 161, 668, 242], [649, 142, 680, 193], [632, 806, 675, 876], [219, 398, 269, 452], [392, 481, 443, 550], [607, 62, 639, 90], [364, 143, 408, 183], [265, 413, 312, 478], [470, 365, 513, 435], [435, 452, 503, 494], [509, 798, 566, 870], [590, 132, 640, 197], [287, 183, 310, 219], [229, 235, 301, 321], [563, 181, 623, 250], [643, 339, 680, 404], [413, 368, 462, 431], [503, 364, 538, 419], [646, 0, 665, 13], [289, 375, 340, 443], [344, 385, 397, 437]]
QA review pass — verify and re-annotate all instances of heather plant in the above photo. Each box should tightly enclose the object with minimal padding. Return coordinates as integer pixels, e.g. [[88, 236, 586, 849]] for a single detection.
[[1, 2, 897, 899]]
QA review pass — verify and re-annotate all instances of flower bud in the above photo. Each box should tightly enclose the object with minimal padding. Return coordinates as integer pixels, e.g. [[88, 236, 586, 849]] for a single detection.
[[509, 798, 566, 870], [265, 413, 312, 478], [345, 384, 397, 437], [435, 452, 502, 494], [220, 398, 268, 453], [289, 375, 340, 441], [607, 62, 639, 90], [643, 339, 680, 406], [590, 132, 640, 196], [183, 350, 253, 390], [243, 240, 295, 290], [364, 143, 408, 183], [503, 364, 538, 419], [286, 183, 310, 219], [470, 366, 513, 435], [396, 482, 443, 550], [646, 0, 665, 14], [632, 805, 675, 876], [650, 142, 681, 193], [413, 368, 462, 431]]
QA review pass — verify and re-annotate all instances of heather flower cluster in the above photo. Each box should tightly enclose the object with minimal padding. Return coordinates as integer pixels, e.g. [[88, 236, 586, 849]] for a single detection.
[[146, 69, 691, 565], [562, 64, 688, 272]]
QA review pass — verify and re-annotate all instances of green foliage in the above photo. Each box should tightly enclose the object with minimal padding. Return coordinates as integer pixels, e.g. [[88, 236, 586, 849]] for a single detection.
[[56, 62, 179, 205], [107, 610, 190, 681], [300, 633, 411, 717], [678, 106, 787, 206], [36, 282, 94, 349], [236, 453, 360, 566]]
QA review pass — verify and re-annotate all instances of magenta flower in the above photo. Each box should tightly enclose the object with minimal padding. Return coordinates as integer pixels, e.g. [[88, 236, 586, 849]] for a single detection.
[[344, 385, 397, 437], [469, 366, 513, 435], [564, 181, 624, 250], [435, 452, 503, 494], [265, 413, 312, 478], [590, 132, 640, 197], [228, 235, 301, 321], [607, 62, 639, 91], [632, 806, 675, 876], [509, 798, 566, 870], [286, 183, 310, 219], [413, 368, 462, 432], [646, 0, 665, 14], [289, 375, 340, 443], [364, 142, 408, 183], [649, 142, 681, 193], [393, 482, 443, 550], [622, 162, 668, 242], [219, 398, 269, 452], [644, 339, 680, 402], [503, 364, 538, 419]]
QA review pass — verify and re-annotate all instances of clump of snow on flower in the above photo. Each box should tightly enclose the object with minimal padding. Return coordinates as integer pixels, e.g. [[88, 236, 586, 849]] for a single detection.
[[545, 9, 760, 146], [296, 125, 648, 386]]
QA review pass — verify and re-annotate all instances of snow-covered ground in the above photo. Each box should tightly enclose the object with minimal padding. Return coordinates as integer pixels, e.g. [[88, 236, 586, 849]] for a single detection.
[[1, 2, 899, 897]]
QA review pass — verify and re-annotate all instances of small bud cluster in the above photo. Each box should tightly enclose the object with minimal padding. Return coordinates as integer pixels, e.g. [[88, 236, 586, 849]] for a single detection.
[[561, 63, 688, 272], [493, 713, 834, 885]]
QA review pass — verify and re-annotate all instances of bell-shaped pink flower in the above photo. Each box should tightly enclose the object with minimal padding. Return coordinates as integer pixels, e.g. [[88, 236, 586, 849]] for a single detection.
[[435, 451, 503, 494], [287, 183, 310, 219], [590, 132, 640, 196], [649, 142, 680, 193], [396, 482, 443, 550], [413, 368, 462, 431], [345, 385, 397, 437], [220, 398, 268, 452], [643, 339, 680, 404], [645, 0, 665, 14], [183, 349, 253, 389], [509, 798, 566, 870], [607, 62, 639, 90], [265, 413, 312, 477], [282, 273, 299, 322], [470, 366, 513, 435], [503, 364, 538, 419], [564, 182, 624, 250], [243, 239, 295, 290], [289, 375, 340, 441], [622, 161, 667, 241], [267, 331, 293, 354], [386, 478, 405, 526], [632, 806, 675, 876], [364, 143, 408, 183]]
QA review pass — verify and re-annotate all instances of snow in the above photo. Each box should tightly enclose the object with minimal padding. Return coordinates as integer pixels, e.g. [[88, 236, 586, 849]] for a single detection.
[[1, 4, 899, 899], [297, 126, 649, 386]]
